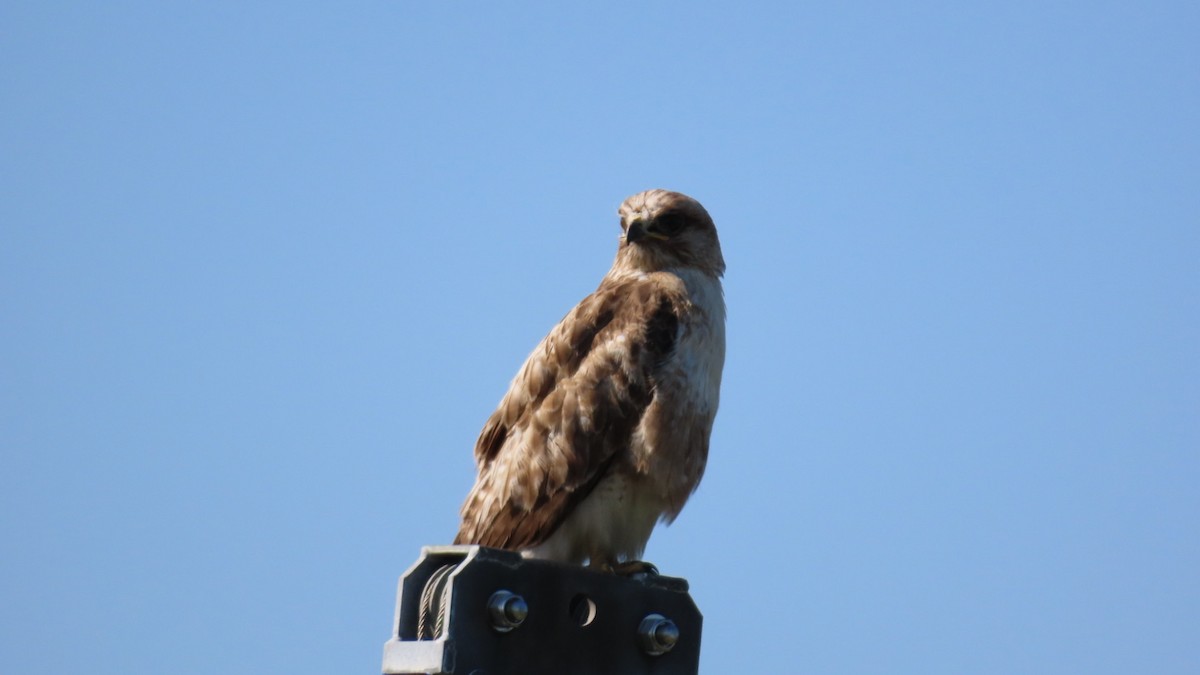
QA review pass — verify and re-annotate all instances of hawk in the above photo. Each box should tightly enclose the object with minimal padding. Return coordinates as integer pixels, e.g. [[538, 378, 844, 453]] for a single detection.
[[454, 189, 725, 568]]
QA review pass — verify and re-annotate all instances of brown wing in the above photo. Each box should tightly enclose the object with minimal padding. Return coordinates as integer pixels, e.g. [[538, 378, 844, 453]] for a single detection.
[[454, 277, 683, 550]]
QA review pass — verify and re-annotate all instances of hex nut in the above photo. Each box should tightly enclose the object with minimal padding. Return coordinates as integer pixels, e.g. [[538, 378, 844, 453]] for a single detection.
[[487, 590, 528, 633], [637, 613, 679, 656]]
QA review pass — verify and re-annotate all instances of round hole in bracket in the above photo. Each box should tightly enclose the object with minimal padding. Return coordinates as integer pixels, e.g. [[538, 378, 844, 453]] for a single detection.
[[568, 593, 597, 627]]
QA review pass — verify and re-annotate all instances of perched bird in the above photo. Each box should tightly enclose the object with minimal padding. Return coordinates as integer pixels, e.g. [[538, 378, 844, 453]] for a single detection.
[[454, 189, 726, 569]]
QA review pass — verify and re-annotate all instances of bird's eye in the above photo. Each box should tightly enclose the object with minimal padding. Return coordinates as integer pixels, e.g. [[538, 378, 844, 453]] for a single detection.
[[654, 212, 687, 236]]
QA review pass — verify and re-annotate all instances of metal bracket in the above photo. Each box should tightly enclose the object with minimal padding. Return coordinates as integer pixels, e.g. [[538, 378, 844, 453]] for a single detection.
[[382, 545, 702, 675]]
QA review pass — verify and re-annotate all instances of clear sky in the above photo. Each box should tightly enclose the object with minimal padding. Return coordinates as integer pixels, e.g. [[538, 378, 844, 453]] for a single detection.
[[2, 2, 1197, 674]]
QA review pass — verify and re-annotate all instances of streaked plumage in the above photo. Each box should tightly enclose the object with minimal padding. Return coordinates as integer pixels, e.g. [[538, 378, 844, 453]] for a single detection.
[[454, 189, 726, 567]]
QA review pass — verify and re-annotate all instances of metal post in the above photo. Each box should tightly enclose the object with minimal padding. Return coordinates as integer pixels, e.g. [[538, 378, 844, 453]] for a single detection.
[[382, 545, 702, 675]]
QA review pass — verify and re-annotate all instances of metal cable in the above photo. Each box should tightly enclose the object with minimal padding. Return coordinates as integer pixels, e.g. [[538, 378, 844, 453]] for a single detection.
[[416, 564, 457, 640]]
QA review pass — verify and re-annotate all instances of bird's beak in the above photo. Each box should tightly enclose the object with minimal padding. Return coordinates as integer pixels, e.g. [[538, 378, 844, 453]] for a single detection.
[[626, 219, 648, 244], [625, 219, 668, 245]]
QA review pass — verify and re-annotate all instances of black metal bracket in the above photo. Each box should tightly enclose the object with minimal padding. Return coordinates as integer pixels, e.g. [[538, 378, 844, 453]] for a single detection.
[[381, 545, 702, 675]]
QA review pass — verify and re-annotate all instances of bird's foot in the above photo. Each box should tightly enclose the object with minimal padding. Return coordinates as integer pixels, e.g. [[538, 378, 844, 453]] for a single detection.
[[611, 560, 660, 578]]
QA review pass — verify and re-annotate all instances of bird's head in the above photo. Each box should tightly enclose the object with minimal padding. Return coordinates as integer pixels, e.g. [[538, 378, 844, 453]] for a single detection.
[[614, 189, 725, 278]]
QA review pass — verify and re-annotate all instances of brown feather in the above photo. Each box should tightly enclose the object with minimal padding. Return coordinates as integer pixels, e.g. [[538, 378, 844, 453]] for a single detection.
[[454, 277, 684, 550]]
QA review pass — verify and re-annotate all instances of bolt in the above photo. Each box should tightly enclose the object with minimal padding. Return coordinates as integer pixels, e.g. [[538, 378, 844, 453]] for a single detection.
[[638, 613, 679, 656], [487, 590, 528, 633]]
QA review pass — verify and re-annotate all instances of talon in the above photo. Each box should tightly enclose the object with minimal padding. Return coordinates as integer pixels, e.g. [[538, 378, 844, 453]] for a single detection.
[[612, 560, 659, 577]]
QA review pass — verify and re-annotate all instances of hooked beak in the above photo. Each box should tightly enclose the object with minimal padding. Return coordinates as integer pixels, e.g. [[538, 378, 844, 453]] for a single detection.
[[626, 219, 648, 244], [625, 219, 668, 245]]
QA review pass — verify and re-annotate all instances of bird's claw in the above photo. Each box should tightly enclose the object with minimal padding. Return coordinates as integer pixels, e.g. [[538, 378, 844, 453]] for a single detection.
[[611, 560, 659, 578]]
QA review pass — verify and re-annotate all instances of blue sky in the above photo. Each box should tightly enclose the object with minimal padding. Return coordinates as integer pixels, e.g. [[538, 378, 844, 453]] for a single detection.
[[2, 2, 1197, 673]]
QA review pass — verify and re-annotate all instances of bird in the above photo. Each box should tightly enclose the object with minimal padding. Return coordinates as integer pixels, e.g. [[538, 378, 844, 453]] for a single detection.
[[454, 189, 725, 570]]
